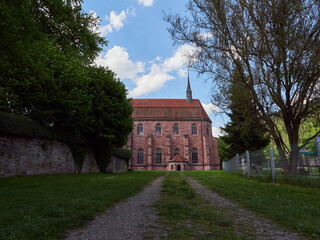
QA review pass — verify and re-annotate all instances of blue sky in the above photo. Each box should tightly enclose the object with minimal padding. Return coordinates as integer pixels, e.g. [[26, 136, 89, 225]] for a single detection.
[[82, 0, 227, 137]]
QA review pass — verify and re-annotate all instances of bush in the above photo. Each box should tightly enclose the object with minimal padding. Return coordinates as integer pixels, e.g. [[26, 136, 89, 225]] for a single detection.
[[0, 111, 54, 138], [112, 148, 131, 160]]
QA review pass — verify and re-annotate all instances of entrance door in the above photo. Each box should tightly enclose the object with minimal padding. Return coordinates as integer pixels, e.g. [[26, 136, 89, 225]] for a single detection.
[[177, 165, 181, 171]]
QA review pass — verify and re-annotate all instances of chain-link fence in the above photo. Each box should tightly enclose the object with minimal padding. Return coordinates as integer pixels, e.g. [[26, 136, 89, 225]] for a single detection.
[[223, 137, 320, 186]]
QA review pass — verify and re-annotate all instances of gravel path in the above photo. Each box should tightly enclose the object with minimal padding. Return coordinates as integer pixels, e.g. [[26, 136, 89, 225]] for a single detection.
[[64, 175, 167, 240], [186, 177, 306, 240]]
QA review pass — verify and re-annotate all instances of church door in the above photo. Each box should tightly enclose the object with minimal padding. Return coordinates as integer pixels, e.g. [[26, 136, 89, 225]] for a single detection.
[[177, 165, 181, 171]]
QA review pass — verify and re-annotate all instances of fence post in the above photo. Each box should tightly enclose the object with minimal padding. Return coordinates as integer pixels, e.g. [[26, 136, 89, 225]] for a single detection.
[[236, 154, 240, 172], [246, 150, 250, 178], [316, 137, 320, 167], [269, 146, 276, 182]]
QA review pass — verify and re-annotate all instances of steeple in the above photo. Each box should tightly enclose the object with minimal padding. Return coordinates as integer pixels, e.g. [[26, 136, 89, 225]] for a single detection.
[[186, 69, 193, 102]]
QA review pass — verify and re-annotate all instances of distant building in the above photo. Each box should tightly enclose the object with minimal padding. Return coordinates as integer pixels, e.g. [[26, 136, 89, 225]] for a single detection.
[[126, 74, 220, 171]]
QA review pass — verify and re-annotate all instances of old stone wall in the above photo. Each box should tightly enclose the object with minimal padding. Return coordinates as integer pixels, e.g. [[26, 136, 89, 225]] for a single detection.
[[106, 155, 128, 173], [0, 135, 128, 177]]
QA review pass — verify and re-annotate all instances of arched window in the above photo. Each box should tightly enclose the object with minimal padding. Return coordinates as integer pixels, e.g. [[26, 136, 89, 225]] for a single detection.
[[155, 123, 161, 135], [156, 148, 162, 164], [173, 123, 179, 135], [192, 123, 197, 134], [137, 123, 143, 135], [206, 125, 210, 136], [192, 149, 198, 163], [174, 148, 180, 156], [137, 149, 144, 164]]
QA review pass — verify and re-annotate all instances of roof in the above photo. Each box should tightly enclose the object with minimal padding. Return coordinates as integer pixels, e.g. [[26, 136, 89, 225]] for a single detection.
[[168, 154, 187, 162], [131, 99, 211, 122]]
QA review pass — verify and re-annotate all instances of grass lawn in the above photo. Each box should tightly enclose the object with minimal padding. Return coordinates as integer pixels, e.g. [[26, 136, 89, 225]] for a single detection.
[[0, 171, 165, 240], [154, 172, 240, 240], [185, 171, 320, 239]]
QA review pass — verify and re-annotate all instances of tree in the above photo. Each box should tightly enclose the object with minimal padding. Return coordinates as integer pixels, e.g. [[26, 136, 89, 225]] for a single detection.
[[221, 66, 270, 160], [0, 0, 106, 124], [0, 0, 133, 172], [165, 0, 320, 174]]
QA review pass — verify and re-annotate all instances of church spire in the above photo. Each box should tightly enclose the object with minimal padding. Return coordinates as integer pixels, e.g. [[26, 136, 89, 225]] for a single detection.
[[186, 69, 193, 102]]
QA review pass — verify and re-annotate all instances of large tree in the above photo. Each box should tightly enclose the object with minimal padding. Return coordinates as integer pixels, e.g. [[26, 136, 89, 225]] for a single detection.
[[0, 0, 106, 124], [0, 0, 133, 172], [221, 66, 270, 160], [165, 0, 320, 174]]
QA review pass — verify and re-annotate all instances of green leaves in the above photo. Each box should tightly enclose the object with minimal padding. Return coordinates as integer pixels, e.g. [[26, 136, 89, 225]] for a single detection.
[[0, 0, 133, 172]]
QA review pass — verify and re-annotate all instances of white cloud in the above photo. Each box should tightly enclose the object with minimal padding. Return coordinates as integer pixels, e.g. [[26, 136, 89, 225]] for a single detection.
[[98, 8, 136, 36], [201, 102, 220, 114], [197, 32, 214, 40], [129, 64, 174, 97], [212, 126, 224, 137], [96, 44, 199, 97], [96, 46, 144, 79], [138, 0, 154, 7], [162, 44, 198, 73]]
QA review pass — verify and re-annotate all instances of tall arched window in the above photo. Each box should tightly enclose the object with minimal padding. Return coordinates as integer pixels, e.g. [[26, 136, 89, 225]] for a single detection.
[[156, 148, 162, 164], [173, 123, 179, 135], [137, 123, 143, 135], [192, 123, 197, 134], [192, 149, 198, 163], [174, 148, 180, 156], [137, 149, 144, 164], [155, 123, 161, 135], [206, 125, 210, 136]]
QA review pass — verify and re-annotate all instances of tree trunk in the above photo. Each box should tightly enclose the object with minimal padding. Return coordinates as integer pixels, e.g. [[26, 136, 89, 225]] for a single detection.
[[274, 138, 289, 173], [289, 142, 299, 175], [286, 123, 300, 176]]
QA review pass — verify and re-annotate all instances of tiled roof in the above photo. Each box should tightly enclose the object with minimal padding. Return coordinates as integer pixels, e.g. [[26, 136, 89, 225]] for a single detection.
[[168, 154, 187, 162], [132, 99, 211, 122]]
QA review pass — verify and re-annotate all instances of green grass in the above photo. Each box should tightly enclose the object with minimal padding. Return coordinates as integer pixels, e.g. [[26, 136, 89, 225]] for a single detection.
[[185, 171, 320, 239], [0, 171, 165, 240], [154, 172, 242, 240], [237, 171, 320, 188]]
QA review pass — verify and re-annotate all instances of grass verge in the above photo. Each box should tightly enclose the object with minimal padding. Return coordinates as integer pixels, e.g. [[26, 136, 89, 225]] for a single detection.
[[0, 171, 165, 240], [154, 172, 242, 240], [185, 171, 320, 239]]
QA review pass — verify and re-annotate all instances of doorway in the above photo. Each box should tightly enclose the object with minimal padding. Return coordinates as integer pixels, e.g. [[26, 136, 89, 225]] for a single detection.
[[177, 165, 181, 171]]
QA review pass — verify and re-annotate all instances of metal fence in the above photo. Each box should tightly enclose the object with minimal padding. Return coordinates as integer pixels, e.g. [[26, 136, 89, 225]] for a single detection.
[[223, 137, 320, 184]]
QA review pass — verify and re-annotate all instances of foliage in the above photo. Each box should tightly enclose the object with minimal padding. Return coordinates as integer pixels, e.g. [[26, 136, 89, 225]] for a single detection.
[[185, 171, 320, 239], [69, 143, 88, 173], [112, 148, 131, 161], [85, 66, 134, 148], [220, 66, 270, 160], [165, 0, 320, 174], [0, 171, 165, 240], [217, 137, 230, 165], [112, 148, 132, 168], [0, 0, 133, 172], [91, 138, 113, 173], [0, 111, 54, 139]]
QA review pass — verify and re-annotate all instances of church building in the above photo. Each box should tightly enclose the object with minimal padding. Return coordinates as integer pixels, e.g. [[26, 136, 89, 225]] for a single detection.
[[126, 75, 220, 171]]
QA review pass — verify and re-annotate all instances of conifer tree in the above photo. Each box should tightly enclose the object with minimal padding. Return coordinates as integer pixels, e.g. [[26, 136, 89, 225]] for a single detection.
[[221, 67, 270, 160]]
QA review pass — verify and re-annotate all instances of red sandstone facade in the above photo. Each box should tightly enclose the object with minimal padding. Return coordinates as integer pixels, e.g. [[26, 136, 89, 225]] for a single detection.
[[126, 99, 220, 171]]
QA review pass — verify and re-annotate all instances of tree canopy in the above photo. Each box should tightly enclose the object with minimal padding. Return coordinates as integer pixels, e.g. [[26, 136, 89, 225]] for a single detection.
[[0, 0, 133, 172], [165, 0, 320, 174]]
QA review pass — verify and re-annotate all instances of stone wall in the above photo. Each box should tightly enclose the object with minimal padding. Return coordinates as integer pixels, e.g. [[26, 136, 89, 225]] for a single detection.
[[0, 135, 127, 178], [106, 155, 128, 173]]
